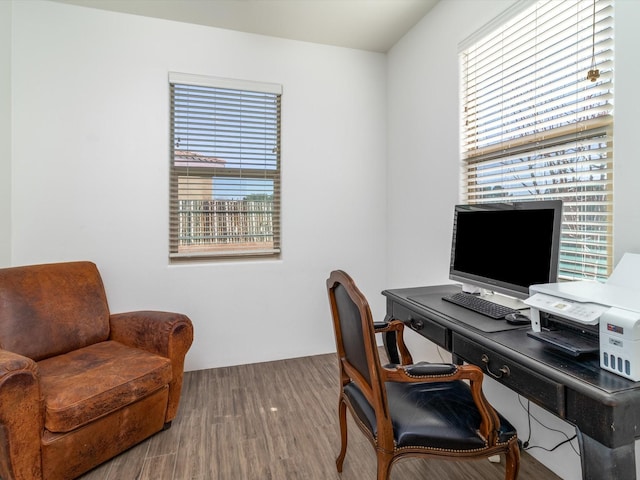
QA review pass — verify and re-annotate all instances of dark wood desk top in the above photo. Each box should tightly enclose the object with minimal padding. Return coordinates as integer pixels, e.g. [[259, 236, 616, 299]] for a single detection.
[[383, 284, 639, 399]]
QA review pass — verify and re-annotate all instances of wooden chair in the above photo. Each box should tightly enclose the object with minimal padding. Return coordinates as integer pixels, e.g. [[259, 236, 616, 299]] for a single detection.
[[326, 270, 520, 480]]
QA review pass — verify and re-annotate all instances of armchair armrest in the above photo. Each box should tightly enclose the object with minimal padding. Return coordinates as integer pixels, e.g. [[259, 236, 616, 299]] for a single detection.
[[403, 362, 458, 377], [109, 311, 194, 422], [374, 319, 413, 365], [0, 350, 44, 480]]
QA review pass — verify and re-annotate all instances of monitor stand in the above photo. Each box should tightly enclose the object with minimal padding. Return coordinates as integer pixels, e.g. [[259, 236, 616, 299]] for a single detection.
[[478, 289, 528, 311]]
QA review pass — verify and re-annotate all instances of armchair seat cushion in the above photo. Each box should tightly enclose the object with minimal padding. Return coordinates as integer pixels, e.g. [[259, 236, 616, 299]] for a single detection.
[[345, 380, 517, 451], [38, 341, 173, 433]]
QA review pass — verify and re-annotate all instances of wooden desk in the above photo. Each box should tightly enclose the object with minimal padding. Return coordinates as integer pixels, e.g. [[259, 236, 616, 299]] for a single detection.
[[383, 284, 640, 480]]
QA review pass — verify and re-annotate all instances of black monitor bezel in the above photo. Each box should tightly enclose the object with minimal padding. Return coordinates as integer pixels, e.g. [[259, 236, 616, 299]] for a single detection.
[[448, 200, 563, 300]]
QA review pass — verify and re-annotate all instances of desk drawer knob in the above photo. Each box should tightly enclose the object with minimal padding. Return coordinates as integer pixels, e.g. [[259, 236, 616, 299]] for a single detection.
[[409, 317, 424, 330], [481, 354, 511, 379]]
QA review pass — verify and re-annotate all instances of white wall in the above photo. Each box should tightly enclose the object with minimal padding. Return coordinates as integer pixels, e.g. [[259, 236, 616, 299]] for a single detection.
[[611, 0, 640, 259], [10, 0, 388, 371], [387, 1, 640, 479], [0, 0, 11, 267]]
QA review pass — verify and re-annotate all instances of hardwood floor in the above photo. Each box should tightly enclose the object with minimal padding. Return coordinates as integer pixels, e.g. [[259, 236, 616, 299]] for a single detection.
[[78, 352, 562, 480]]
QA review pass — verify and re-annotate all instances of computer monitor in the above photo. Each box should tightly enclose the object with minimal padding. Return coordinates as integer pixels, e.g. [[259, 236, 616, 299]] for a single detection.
[[448, 200, 563, 302]]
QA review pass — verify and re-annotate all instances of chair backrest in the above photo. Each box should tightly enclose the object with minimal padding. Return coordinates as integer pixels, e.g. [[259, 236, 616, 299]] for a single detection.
[[0, 261, 111, 361], [326, 270, 390, 431]]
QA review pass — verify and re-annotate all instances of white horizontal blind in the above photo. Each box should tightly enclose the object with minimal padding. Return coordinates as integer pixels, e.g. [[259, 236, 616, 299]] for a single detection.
[[169, 73, 282, 259], [460, 0, 613, 281]]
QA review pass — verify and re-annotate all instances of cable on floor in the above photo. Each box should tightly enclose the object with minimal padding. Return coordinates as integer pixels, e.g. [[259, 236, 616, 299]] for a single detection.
[[517, 395, 580, 456]]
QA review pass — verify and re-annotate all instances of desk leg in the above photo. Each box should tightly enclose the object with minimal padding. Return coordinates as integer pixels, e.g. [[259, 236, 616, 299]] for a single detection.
[[576, 429, 636, 480]]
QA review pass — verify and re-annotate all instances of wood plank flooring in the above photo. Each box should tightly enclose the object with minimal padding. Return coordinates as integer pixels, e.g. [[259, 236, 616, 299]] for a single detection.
[[78, 352, 562, 480]]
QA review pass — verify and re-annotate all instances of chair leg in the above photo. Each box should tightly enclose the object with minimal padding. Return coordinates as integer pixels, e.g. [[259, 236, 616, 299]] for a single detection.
[[376, 451, 393, 480], [336, 396, 348, 472], [504, 440, 521, 480]]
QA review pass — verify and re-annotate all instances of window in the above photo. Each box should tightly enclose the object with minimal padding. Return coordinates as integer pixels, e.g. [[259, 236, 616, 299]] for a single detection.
[[169, 73, 282, 260], [459, 0, 613, 281]]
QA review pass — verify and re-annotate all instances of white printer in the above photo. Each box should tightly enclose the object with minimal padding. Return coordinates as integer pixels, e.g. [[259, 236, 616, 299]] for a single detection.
[[524, 253, 640, 381]]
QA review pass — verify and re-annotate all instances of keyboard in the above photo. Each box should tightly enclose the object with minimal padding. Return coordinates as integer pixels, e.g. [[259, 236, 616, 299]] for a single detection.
[[442, 292, 520, 319]]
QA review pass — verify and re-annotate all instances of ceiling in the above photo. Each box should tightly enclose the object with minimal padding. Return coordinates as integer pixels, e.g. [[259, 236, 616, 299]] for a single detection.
[[48, 0, 439, 53]]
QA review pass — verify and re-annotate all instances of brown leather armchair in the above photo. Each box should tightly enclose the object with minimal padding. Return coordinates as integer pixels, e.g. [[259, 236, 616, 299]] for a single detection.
[[0, 261, 194, 480]]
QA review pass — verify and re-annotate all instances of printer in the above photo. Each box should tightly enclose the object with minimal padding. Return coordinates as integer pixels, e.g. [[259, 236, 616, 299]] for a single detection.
[[524, 253, 640, 381]]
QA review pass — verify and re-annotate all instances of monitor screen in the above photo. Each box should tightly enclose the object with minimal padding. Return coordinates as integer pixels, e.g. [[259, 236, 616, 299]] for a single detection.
[[448, 200, 563, 299]]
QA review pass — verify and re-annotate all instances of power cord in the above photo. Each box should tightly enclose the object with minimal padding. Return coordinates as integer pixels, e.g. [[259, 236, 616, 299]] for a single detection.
[[518, 395, 580, 456], [436, 345, 450, 363]]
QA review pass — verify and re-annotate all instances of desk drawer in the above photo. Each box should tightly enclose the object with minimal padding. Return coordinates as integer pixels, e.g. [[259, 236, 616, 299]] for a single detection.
[[392, 303, 449, 349], [453, 333, 566, 417]]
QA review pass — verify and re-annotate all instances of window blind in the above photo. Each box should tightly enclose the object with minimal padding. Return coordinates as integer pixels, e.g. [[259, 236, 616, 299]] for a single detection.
[[169, 73, 282, 259], [460, 0, 613, 281]]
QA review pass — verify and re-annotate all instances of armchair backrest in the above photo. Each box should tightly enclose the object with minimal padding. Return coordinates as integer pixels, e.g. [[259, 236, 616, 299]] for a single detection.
[[326, 270, 390, 432], [332, 282, 373, 385], [0, 261, 110, 361]]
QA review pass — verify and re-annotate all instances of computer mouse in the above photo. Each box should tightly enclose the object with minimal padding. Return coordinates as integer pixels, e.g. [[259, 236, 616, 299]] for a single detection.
[[505, 312, 531, 325]]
